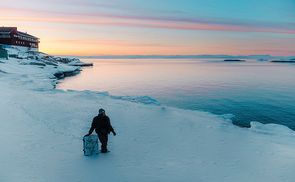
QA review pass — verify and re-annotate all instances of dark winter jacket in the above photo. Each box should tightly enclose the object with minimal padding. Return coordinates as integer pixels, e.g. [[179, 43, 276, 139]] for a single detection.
[[88, 114, 115, 135]]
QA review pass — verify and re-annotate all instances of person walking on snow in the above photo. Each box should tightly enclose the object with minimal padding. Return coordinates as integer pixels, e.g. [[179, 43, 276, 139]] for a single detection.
[[85, 108, 116, 153]]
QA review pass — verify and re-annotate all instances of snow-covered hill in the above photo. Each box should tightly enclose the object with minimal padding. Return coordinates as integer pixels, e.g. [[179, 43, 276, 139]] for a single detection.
[[0, 52, 295, 182]]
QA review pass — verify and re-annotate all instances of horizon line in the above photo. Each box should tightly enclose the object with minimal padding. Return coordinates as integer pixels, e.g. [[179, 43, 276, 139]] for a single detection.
[[54, 54, 295, 58]]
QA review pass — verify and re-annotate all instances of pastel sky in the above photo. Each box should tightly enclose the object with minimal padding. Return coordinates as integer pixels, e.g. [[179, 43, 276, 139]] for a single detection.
[[0, 0, 294, 56]]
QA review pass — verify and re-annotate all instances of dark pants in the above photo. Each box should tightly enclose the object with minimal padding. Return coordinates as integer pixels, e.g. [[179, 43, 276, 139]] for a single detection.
[[98, 131, 108, 152]]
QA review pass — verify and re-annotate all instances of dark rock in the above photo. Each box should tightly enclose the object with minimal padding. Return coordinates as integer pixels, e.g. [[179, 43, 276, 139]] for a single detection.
[[271, 60, 295, 63], [69, 63, 93, 67], [54, 68, 80, 79], [54, 72, 65, 79], [29, 62, 46, 66], [224, 59, 246, 62]]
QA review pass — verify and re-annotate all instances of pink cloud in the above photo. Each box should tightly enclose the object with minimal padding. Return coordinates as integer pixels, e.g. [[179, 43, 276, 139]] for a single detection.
[[1, 7, 294, 34]]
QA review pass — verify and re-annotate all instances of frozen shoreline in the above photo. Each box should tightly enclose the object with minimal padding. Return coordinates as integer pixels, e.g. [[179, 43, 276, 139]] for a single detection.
[[1, 52, 295, 182]]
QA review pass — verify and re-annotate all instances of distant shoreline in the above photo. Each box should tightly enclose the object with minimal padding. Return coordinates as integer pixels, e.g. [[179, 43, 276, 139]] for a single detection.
[[70, 55, 295, 60]]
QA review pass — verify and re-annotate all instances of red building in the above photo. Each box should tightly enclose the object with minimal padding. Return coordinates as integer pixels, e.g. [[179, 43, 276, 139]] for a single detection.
[[0, 27, 39, 50]]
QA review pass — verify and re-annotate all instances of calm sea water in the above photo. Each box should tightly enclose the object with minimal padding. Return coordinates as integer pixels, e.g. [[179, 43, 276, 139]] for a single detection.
[[57, 59, 295, 129]]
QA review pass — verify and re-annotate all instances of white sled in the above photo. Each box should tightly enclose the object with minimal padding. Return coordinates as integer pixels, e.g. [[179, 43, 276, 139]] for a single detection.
[[83, 135, 99, 156]]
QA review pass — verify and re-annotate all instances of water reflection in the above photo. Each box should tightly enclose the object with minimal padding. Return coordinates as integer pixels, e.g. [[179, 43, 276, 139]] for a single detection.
[[58, 59, 295, 129]]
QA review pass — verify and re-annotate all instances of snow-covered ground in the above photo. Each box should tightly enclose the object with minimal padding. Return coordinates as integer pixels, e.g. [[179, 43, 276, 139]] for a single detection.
[[1, 55, 295, 182]]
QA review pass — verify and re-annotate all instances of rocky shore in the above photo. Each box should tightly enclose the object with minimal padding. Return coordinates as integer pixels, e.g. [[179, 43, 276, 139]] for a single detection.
[[4, 47, 93, 79]]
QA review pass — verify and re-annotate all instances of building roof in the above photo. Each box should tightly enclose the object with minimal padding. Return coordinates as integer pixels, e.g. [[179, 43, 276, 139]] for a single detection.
[[0, 27, 17, 33], [0, 27, 39, 40], [18, 31, 39, 40]]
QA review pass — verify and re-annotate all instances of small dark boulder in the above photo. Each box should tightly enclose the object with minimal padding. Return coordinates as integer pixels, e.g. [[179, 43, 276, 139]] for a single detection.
[[54, 72, 65, 79], [28, 61, 46, 66], [271, 60, 295, 63], [224, 59, 246, 62]]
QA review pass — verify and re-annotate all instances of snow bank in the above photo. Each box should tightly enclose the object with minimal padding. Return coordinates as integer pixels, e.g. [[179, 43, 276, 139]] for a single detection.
[[250, 122, 295, 138], [0, 54, 295, 182]]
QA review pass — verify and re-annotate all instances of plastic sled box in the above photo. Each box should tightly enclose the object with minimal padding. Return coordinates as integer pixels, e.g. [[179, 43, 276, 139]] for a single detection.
[[83, 135, 99, 156]]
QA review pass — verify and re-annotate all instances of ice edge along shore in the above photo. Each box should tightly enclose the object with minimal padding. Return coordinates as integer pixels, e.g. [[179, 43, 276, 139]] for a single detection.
[[1, 48, 295, 182], [1, 47, 295, 139]]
